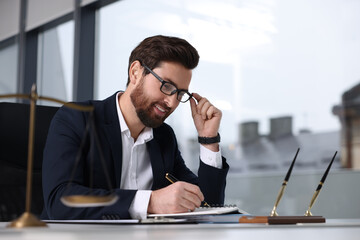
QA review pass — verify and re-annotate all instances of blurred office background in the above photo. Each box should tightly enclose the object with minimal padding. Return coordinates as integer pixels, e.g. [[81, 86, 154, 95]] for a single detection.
[[1, 0, 360, 218]]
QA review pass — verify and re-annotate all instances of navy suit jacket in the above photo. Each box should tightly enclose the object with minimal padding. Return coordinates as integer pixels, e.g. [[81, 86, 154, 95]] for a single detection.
[[41, 92, 229, 219]]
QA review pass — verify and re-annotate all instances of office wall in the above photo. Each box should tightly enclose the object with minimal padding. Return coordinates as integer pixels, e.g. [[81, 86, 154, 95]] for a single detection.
[[0, 0, 20, 41], [0, 0, 97, 42]]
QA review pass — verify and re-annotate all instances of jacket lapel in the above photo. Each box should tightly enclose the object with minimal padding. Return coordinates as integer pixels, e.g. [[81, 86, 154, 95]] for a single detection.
[[147, 139, 166, 190], [101, 93, 123, 188], [103, 124, 122, 188]]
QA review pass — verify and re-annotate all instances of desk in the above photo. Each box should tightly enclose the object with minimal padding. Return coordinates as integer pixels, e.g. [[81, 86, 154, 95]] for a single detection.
[[1, 219, 360, 240]]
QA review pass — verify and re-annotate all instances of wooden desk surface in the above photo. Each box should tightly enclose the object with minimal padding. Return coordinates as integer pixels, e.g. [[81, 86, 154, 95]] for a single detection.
[[1, 219, 360, 240]]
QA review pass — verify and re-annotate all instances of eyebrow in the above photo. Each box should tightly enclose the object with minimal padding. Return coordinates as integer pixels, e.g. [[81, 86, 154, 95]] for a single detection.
[[151, 68, 189, 92]]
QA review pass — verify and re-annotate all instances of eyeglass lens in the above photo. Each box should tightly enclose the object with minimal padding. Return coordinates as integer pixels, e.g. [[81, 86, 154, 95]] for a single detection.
[[143, 63, 192, 102]]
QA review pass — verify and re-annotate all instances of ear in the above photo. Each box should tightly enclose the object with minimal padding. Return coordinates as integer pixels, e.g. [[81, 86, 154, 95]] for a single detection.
[[128, 60, 142, 86]]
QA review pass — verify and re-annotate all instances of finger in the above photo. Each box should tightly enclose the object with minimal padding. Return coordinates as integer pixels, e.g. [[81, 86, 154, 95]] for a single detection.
[[172, 182, 203, 212], [197, 97, 209, 115], [189, 96, 198, 118], [200, 101, 212, 120], [179, 198, 200, 211], [169, 200, 191, 213], [191, 92, 202, 102], [173, 181, 204, 200], [206, 105, 216, 120], [184, 187, 203, 204], [193, 94, 204, 115], [181, 191, 202, 209], [183, 183, 205, 202]]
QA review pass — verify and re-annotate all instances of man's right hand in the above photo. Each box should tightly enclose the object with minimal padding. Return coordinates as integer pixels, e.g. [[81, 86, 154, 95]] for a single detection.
[[147, 182, 204, 214]]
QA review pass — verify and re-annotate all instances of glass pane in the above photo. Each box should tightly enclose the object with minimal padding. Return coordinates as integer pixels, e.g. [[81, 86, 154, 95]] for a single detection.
[[96, 0, 360, 173], [0, 42, 17, 100], [37, 21, 74, 105]]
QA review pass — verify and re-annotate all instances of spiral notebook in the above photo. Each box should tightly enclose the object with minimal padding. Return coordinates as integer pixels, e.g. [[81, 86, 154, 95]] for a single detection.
[[147, 206, 249, 218]]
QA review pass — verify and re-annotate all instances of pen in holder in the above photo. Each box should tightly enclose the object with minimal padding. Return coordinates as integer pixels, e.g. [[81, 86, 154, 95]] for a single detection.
[[270, 148, 300, 217], [239, 150, 335, 224], [304, 151, 337, 216]]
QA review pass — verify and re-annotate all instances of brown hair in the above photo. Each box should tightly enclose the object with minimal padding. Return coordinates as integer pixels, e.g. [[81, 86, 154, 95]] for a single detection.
[[126, 35, 200, 86]]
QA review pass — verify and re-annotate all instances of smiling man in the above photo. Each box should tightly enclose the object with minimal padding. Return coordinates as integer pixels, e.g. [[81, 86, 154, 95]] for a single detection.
[[41, 35, 229, 220]]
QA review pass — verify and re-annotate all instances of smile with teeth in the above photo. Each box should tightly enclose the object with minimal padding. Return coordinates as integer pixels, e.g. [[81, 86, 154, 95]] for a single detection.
[[155, 104, 167, 113]]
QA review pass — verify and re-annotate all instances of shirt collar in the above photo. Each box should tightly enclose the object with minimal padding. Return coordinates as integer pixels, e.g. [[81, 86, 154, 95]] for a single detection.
[[116, 92, 153, 142]]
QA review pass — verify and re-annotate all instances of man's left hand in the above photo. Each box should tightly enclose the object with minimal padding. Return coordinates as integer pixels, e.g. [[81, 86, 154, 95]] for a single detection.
[[189, 93, 222, 151]]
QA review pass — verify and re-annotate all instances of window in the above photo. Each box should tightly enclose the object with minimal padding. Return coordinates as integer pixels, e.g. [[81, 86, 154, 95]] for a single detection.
[[96, 0, 360, 172], [0, 42, 17, 97], [37, 21, 74, 105]]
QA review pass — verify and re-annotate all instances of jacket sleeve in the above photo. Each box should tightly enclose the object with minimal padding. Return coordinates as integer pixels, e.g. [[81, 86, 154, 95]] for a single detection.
[[198, 157, 229, 204], [157, 124, 229, 206], [42, 106, 135, 220]]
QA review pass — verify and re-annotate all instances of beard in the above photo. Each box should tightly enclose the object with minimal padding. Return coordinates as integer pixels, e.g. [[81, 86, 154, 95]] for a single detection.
[[130, 79, 172, 128]]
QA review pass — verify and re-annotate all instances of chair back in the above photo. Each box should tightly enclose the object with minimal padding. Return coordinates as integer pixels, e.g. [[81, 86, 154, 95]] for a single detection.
[[0, 102, 59, 221]]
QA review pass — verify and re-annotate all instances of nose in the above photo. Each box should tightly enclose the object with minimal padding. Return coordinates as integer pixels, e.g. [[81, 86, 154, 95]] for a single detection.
[[164, 93, 179, 109]]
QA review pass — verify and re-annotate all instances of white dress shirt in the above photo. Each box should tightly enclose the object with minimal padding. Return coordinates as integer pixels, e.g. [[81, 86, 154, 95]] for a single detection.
[[115, 92, 222, 219]]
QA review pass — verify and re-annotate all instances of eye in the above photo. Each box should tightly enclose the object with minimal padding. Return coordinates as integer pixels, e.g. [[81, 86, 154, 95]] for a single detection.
[[162, 82, 176, 93], [178, 91, 185, 98]]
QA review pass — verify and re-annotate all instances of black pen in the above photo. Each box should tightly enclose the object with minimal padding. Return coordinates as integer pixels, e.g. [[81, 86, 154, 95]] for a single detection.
[[270, 148, 300, 216], [165, 173, 211, 207], [304, 151, 337, 216]]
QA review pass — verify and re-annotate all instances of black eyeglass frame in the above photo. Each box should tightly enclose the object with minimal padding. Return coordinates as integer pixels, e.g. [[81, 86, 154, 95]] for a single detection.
[[141, 63, 193, 103]]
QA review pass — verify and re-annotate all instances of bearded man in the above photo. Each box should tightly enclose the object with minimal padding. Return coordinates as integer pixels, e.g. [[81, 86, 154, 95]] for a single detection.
[[41, 35, 229, 220]]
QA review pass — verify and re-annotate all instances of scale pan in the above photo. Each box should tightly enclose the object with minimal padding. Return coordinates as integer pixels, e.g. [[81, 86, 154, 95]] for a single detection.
[[61, 194, 119, 207]]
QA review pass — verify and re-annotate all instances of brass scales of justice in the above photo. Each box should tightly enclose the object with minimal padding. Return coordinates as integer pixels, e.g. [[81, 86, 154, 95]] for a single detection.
[[1, 84, 118, 228]]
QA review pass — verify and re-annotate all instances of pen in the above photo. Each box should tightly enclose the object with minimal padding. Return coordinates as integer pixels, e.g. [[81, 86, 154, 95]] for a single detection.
[[304, 151, 337, 216], [165, 173, 211, 207], [270, 148, 300, 217]]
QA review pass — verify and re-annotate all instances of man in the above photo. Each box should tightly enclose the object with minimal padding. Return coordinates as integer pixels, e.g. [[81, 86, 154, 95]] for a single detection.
[[41, 35, 229, 220]]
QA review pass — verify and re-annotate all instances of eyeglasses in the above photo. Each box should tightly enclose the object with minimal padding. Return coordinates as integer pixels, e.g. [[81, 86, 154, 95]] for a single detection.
[[142, 64, 192, 103]]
